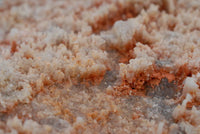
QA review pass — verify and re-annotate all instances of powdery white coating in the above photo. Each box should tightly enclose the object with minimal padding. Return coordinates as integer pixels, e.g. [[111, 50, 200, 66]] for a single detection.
[[157, 122, 165, 134], [172, 92, 200, 133], [183, 77, 199, 96], [120, 57, 153, 83], [172, 75, 200, 132], [0, 31, 109, 109], [0, 0, 200, 133], [173, 94, 192, 120], [100, 18, 154, 52], [120, 42, 156, 83], [4, 116, 52, 134]]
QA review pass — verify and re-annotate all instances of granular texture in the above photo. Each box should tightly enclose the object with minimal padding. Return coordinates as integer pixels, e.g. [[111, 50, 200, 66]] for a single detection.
[[0, 0, 200, 133]]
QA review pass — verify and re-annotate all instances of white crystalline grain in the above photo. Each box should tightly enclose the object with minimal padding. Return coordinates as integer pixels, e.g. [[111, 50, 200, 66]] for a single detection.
[[183, 77, 199, 96]]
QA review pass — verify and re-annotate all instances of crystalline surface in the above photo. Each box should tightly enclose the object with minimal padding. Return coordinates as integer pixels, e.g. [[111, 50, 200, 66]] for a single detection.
[[0, 0, 200, 133]]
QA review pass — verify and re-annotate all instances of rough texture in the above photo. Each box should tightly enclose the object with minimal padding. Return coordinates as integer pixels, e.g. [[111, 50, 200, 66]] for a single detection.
[[0, 0, 200, 134]]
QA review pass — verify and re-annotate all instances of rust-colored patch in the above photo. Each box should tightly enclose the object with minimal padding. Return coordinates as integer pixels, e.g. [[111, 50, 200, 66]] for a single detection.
[[81, 70, 107, 86], [149, 68, 175, 86], [11, 41, 18, 54], [176, 64, 192, 84], [112, 64, 195, 97], [124, 65, 175, 91], [91, 2, 137, 33], [119, 49, 135, 64], [87, 110, 110, 125], [110, 84, 146, 97], [186, 97, 200, 109], [132, 111, 142, 120]]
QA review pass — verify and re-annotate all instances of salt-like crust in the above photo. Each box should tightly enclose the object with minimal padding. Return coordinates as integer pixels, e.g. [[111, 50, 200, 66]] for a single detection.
[[0, 0, 200, 133]]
